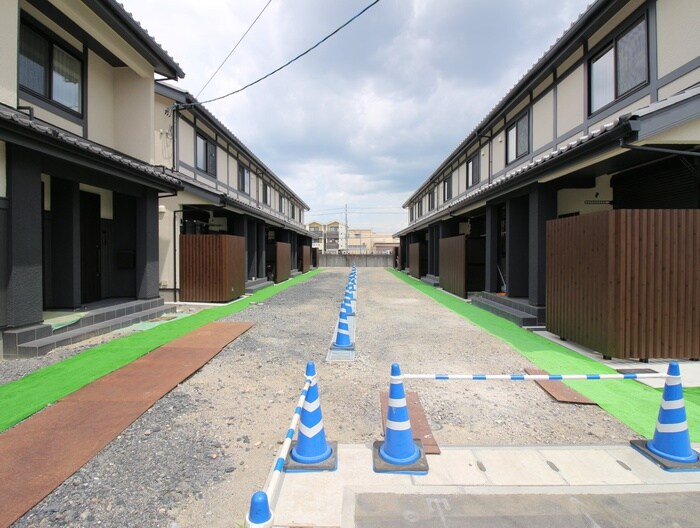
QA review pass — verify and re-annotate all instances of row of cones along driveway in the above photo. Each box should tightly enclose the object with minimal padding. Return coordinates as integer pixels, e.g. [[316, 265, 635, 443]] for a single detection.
[[330, 266, 357, 351], [247, 305, 699, 525]]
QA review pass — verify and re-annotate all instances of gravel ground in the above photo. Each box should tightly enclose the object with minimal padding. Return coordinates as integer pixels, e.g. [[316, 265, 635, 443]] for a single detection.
[[7, 268, 638, 527]]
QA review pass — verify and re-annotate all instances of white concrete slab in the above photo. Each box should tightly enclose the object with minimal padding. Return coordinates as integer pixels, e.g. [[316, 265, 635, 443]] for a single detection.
[[472, 448, 567, 486], [412, 449, 489, 486], [543, 448, 643, 485]]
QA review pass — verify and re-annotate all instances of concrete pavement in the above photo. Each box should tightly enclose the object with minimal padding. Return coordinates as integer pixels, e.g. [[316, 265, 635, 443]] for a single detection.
[[272, 443, 700, 527]]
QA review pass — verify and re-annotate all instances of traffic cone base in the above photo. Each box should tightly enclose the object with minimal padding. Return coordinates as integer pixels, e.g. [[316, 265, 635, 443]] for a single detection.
[[372, 439, 428, 475], [630, 361, 700, 472], [630, 439, 700, 472], [285, 440, 338, 472]]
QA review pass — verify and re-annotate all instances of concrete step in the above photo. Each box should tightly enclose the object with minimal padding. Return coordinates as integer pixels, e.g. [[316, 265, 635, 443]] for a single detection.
[[421, 275, 440, 287], [471, 297, 538, 327], [477, 292, 546, 323], [16, 305, 176, 358], [245, 278, 274, 294]]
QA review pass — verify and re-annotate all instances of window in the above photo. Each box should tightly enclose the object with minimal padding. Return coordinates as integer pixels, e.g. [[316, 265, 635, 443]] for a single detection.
[[506, 113, 529, 164], [195, 134, 216, 176], [590, 18, 647, 113], [417, 201, 423, 218], [279, 195, 285, 213], [409, 207, 414, 222], [238, 164, 250, 194], [262, 182, 271, 205], [443, 174, 452, 202], [467, 156, 480, 187], [428, 189, 435, 211], [290, 203, 296, 220], [19, 22, 82, 113]]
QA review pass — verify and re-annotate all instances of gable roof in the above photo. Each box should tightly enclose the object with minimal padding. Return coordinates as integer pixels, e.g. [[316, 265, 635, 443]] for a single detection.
[[85, 0, 185, 79]]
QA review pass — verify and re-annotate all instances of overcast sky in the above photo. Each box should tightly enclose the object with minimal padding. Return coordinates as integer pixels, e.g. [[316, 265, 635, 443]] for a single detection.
[[120, 0, 591, 234]]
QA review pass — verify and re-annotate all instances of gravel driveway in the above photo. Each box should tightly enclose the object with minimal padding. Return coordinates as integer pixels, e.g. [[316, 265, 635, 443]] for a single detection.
[[10, 268, 636, 527]]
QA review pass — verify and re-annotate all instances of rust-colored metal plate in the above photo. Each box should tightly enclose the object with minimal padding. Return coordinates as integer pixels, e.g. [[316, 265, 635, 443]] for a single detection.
[[380, 390, 440, 455], [0, 321, 252, 528], [524, 368, 595, 405]]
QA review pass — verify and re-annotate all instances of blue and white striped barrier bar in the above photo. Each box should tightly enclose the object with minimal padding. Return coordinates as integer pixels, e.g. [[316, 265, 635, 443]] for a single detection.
[[401, 372, 668, 381], [262, 374, 314, 512]]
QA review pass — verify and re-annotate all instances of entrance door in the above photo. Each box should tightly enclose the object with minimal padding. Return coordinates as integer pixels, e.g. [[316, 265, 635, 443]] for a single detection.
[[80, 191, 101, 304]]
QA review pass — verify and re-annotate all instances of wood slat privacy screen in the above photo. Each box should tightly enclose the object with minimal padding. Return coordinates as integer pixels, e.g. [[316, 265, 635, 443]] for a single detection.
[[179, 234, 245, 302], [301, 245, 311, 273], [547, 210, 699, 359], [275, 242, 291, 283], [409, 242, 422, 280], [439, 235, 467, 298]]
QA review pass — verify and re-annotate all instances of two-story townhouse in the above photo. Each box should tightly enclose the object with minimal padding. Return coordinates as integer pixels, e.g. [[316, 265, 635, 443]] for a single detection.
[[154, 83, 311, 302], [397, 0, 699, 360], [0, 0, 186, 359]]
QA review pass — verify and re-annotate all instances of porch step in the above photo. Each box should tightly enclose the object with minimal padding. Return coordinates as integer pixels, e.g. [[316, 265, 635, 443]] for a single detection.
[[245, 278, 274, 294], [476, 292, 546, 323], [421, 274, 440, 287], [471, 296, 538, 327], [15, 305, 176, 358]]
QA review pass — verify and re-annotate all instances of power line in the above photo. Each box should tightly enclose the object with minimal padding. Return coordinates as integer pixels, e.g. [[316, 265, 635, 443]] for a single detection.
[[195, 0, 273, 98], [178, 0, 382, 108]]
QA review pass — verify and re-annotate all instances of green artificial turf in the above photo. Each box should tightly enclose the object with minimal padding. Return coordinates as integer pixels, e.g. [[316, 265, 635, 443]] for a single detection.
[[0, 269, 322, 433], [387, 268, 700, 442]]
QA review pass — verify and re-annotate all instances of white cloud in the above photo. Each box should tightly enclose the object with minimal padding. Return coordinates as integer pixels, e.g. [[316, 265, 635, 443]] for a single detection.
[[122, 0, 592, 234]]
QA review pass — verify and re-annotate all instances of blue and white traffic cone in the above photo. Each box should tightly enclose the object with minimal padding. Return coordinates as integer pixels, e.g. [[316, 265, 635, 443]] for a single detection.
[[287, 361, 337, 471], [344, 293, 355, 316], [245, 491, 272, 528], [332, 314, 353, 348], [631, 361, 700, 471], [373, 363, 428, 474]]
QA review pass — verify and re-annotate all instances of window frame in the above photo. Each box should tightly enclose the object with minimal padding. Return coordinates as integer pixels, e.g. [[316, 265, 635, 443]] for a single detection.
[[588, 16, 648, 115], [443, 174, 452, 202], [238, 164, 251, 194], [262, 182, 271, 206], [195, 133, 216, 176], [467, 155, 480, 188], [428, 188, 436, 211], [506, 112, 529, 165], [18, 18, 84, 117]]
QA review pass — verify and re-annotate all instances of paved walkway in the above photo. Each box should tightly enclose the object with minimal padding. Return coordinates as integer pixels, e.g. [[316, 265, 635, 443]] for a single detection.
[[0, 322, 252, 528], [274, 443, 700, 527]]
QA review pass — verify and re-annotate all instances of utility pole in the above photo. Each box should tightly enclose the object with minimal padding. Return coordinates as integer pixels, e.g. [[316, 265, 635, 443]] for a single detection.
[[344, 203, 349, 254]]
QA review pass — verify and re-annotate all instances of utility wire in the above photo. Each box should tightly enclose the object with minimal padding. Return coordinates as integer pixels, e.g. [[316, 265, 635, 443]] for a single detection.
[[180, 0, 381, 108], [195, 0, 273, 98]]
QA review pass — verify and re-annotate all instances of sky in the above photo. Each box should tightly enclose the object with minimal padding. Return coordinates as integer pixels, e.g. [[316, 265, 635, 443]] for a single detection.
[[120, 0, 592, 235]]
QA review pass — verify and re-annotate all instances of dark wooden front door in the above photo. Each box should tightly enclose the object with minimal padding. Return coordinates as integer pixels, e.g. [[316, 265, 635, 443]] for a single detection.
[[80, 191, 101, 304]]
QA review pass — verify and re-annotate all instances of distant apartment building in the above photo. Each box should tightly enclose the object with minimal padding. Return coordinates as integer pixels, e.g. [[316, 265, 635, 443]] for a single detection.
[[307, 221, 398, 254], [307, 220, 346, 254]]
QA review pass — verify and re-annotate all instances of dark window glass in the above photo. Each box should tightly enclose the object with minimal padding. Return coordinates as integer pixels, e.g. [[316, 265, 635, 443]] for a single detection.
[[19, 25, 48, 96], [52, 45, 81, 112], [591, 48, 615, 112], [616, 20, 647, 95], [196, 136, 207, 171], [238, 165, 250, 194], [507, 114, 529, 164], [443, 175, 452, 201]]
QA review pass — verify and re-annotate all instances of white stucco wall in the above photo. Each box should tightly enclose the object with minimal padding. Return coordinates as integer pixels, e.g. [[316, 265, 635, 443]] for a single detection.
[[87, 50, 115, 147], [114, 68, 154, 163], [532, 89, 554, 151], [657, 0, 700, 78], [0, 2, 18, 107], [556, 65, 584, 137], [557, 174, 613, 217]]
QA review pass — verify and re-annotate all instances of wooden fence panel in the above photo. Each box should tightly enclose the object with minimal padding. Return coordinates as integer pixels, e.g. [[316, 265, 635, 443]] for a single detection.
[[409, 242, 422, 279], [439, 235, 467, 298], [179, 234, 245, 302], [300, 245, 311, 273], [547, 209, 700, 359], [276, 242, 291, 283]]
